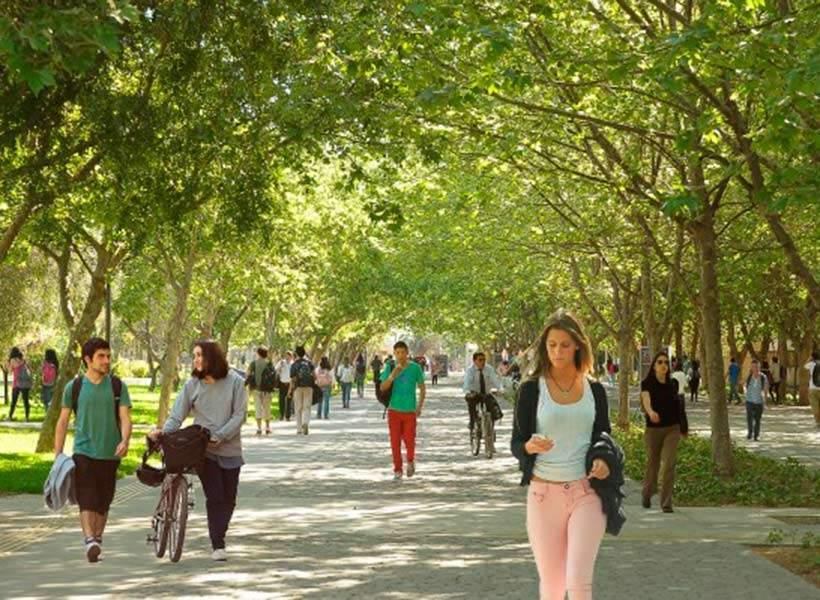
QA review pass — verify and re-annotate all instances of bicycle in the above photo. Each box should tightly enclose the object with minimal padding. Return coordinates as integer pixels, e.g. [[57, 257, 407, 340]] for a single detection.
[[137, 435, 201, 563], [468, 393, 497, 459]]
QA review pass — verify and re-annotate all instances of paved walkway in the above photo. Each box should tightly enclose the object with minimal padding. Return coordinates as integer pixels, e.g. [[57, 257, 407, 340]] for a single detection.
[[0, 379, 817, 598]]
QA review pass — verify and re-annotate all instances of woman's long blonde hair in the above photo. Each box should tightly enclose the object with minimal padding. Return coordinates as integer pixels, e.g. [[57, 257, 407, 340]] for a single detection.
[[527, 309, 594, 379]]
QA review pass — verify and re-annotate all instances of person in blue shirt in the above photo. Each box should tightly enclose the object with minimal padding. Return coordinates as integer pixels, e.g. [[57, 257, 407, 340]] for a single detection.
[[727, 357, 741, 404]]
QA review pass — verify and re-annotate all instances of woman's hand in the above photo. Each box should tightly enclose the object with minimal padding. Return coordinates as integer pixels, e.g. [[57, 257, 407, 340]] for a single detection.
[[147, 429, 162, 441], [588, 458, 610, 480], [208, 436, 222, 449], [525, 434, 555, 455]]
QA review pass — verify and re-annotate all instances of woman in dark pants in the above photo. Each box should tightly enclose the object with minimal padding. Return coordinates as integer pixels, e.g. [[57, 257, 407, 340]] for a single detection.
[[641, 351, 688, 513], [151, 340, 247, 561]]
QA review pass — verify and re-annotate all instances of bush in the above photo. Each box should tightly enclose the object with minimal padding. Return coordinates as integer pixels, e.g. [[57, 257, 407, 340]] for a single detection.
[[612, 422, 820, 507]]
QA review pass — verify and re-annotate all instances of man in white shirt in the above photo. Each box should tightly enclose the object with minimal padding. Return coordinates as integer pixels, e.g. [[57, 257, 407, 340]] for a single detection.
[[276, 351, 293, 421], [805, 352, 820, 428], [463, 352, 502, 431]]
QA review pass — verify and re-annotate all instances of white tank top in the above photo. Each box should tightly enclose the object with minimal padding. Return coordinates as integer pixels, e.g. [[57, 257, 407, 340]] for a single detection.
[[533, 376, 595, 482]]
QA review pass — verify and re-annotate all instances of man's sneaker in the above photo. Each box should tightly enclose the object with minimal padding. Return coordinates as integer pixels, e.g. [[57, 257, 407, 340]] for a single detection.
[[85, 540, 101, 563], [406, 461, 416, 478], [212, 548, 228, 561], [393, 471, 402, 481]]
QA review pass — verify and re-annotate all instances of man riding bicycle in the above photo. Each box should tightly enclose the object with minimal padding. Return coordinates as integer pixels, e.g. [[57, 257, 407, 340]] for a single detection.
[[463, 352, 502, 431]]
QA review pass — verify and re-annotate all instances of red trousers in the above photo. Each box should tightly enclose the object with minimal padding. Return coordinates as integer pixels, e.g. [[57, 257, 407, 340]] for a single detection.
[[387, 409, 417, 473]]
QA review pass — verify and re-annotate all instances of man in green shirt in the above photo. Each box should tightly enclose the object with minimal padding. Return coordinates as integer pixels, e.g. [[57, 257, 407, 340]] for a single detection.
[[55, 338, 132, 563], [379, 341, 426, 481]]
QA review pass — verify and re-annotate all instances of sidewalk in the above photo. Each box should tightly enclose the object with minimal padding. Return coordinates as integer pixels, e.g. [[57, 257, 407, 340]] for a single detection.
[[0, 379, 816, 598]]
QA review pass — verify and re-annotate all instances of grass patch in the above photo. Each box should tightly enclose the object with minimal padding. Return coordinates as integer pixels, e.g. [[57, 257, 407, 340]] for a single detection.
[[0, 426, 143, 494], [0, 383, 278, 427], [0, 383, 277, 494], [612, 421, 820, 507]]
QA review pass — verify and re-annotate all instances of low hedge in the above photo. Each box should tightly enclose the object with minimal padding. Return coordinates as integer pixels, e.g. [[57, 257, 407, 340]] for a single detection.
[[613, 422, 820, 507]]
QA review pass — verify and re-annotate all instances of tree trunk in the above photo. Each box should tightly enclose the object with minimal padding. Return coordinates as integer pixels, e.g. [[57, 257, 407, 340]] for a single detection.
[[640, 250, 660, 357], [156, 244, 198, 427], [777, 326, 787, 403], [796, 302, 817, 406], [0, 197, 42, 265], [36, 255, 110, 452], [616, 327, 633, 429], [674, 319, 684, 361], [690, 216, 734, 476]]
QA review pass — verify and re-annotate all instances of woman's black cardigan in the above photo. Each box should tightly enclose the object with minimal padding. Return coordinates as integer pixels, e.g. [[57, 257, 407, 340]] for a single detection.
[[510, 377, 626, 535]]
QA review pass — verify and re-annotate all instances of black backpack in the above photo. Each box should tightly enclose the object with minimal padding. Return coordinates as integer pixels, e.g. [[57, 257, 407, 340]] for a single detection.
[[293, 358, 315, 387], [71, 375, 124, 428], [259, 361, 278, 392], [813, 363, 820, 388]]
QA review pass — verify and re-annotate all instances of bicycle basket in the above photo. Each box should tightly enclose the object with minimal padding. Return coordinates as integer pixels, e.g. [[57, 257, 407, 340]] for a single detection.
[[160, 424, 211, 473]]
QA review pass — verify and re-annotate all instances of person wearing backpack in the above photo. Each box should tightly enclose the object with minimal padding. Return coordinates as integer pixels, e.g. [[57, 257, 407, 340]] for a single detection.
[[150, 340, 247, 561], [745, 359, 768, 441], [40, 348, 59, 411], [315, 357, 334, 419], [246, 347, 274, 436], [53, 338, 133, 563], [336, 356, 355, 409], [6, 347, 33, 421], [354, 353, 366, 399], [805, 352, 820, 428], [370, 354, 383, 395], [288, 346, 315, 435]]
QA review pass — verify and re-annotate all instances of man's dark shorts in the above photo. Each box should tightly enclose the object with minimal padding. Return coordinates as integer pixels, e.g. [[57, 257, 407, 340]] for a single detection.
[[73, 454, 120, 514]]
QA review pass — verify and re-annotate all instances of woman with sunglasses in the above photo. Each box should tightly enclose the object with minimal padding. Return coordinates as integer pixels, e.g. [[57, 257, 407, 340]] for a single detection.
[[640, 351, 688, 513]]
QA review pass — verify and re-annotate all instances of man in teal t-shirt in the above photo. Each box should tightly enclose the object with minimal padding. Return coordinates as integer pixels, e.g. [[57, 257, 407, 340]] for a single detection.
[[54, 338, 132, 563], [379, 341, 426, 480]]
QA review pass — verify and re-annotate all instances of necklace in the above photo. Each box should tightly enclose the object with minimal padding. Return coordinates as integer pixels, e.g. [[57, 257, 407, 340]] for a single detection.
[[550, 373, 576, 394]]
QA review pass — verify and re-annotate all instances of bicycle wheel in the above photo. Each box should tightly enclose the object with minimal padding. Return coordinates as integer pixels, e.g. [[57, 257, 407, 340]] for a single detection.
[[470, 419, 481, 456], [483, 413, 495, 459], [167, 475, 189, 563], [152, 484, 170, 558]]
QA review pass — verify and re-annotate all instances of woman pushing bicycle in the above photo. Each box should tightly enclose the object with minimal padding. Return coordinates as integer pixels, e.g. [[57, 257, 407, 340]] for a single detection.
[[149, 340, 247, 561]]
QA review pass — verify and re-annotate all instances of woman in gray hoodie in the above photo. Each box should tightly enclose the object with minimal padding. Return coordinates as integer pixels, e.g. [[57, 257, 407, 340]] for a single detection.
[[150, 340, 247, 561]]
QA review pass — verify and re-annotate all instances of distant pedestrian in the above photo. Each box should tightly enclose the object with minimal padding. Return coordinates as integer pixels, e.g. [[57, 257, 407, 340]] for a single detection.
[[805, 352, 820, 428], [379, 341, 425, 481], [336, 357, 355, 409], [606, 358, 616, 385], [6, 347, 32, 421], [151, 340, 247, 562], [276, 351, 293, 421], [370, 354, 383, 395], [41, 348, 59, 411], [745, 359, 768, 441], [641, 351, 688, 513], [288, 346, 315, 435], [688, 360, 701, 403], [315, 357, 333, 419], [54, 338, 133, 562], [727, 357, 741, 404], [246, 347, 273, 435], [354, 353, 366, 398], [431, 361, 440, 386], [769, 356, 784, 404]]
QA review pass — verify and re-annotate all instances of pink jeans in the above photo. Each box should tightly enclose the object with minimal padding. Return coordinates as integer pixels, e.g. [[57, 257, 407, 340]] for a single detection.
[[526, 478, 607, 600]]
